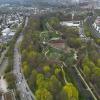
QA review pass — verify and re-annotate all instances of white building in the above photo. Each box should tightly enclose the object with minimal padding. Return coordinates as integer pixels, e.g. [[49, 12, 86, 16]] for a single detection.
[[93, 16, 100, 33], [2, 28, 15, 37], [60, 21, 80, 27], [2, 28, 11, 36]]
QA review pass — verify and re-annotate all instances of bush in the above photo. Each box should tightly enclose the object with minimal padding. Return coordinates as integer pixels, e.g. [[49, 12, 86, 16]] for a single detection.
[[5, 73, 16, 89]]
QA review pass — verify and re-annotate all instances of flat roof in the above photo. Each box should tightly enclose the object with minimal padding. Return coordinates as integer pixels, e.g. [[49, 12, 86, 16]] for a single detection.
[[60, 21, 80, 27]]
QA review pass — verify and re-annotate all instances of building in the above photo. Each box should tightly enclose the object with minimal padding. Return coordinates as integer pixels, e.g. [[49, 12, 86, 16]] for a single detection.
[[2, 28, 15, 37], [60, 21, 80, 27], [55, 0, 77, 6], [0, 28, 15, 44], [93, 16, 100, 33], [2, 28, 11, 36], [79, 0, 98, 9], [95, 0, 100, 9]]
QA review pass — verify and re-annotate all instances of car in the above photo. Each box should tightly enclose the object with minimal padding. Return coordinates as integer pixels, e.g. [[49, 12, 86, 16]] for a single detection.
[[19, 81, 21, 84], [22, 94, 25, 97], [26, 87, 29, 92]]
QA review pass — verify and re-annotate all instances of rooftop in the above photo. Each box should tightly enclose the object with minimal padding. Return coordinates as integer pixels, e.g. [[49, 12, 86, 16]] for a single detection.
[[95, 16, 100, 26], [60, 21, 80, 27]]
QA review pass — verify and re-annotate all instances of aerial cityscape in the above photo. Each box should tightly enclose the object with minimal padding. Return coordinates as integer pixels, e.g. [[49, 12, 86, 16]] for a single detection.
[[0, 0, 100, 100]]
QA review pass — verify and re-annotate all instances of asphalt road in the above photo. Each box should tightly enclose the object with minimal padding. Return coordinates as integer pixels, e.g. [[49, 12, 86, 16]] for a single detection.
[[13, 17, 36, 100]]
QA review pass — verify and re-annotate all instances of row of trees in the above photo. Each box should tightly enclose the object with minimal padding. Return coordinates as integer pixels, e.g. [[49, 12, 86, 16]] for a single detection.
[[83, 22, 91, 37], [82, 56, 100, 79], [78, 41, 100, 95]]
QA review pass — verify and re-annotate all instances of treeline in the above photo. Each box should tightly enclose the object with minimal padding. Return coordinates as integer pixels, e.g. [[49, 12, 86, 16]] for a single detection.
[[21, 16, 79, 100]]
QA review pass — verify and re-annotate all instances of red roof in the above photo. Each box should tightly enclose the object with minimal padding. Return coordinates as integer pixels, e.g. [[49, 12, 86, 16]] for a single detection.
[[50, 40, 65, 43]]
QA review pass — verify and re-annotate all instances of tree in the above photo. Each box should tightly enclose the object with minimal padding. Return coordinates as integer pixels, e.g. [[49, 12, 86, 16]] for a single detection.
[[60, 88, 68, 100], [43, 65, 50, 73], [48, 75, 62, 99], [28, 69, 38, 92], [27, 50, 38, 67], [83, 65, 90, 77], [5, 73, 16, 89], [68, 38, 82, 49], [63, 83, 79, 100], [23, 64, 31, 78], [35, 88, 53, 100], [62, 51, 75, 66], [97, 59, 100, 68], [48, 17, 60, 27], [93, 68, 100, 77], [36, 74, 45, 88], [55, 68, 61, 75], [32, 69, 38, 82], [82, 56, 100, 80], [95, 38, 100, 45]]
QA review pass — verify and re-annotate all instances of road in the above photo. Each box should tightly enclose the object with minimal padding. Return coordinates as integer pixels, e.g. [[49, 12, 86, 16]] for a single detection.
[[13, 17, 36, 100]]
